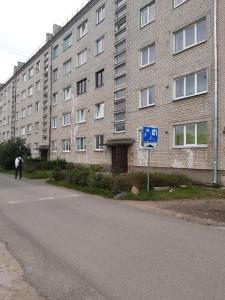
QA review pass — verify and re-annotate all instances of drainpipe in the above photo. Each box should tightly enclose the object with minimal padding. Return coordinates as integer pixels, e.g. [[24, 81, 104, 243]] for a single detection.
[[213, 0, 218, 185]]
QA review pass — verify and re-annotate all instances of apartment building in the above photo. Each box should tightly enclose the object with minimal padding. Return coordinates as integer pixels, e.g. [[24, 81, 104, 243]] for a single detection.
[[0, 0, 224, 184]]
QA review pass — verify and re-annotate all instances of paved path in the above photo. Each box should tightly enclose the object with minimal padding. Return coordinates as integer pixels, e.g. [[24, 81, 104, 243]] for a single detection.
[[0, 173, 224, 300]]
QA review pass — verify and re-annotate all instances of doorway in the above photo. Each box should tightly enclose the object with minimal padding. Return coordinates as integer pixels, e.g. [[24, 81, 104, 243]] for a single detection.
[[112, 145, 128, 173]]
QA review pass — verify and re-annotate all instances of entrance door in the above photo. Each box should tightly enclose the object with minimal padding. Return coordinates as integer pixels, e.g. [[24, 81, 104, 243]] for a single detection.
[[40, 149, 48, 160], [112, 145, 128, 173]]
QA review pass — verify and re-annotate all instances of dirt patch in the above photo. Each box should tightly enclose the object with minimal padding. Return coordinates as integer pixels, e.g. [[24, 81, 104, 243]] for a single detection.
[[0, 242, 45, 300], [122, 199, 225, 227]]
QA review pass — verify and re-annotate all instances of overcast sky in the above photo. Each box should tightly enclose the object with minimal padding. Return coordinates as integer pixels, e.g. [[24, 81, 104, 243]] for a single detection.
[[0, 0, 87, 83]]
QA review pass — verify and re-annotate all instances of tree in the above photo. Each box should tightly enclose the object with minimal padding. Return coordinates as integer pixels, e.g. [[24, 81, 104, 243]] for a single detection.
[[0, 138, 31, 169]]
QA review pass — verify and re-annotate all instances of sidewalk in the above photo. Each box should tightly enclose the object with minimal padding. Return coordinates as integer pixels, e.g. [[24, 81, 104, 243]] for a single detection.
[[0, 242, 44, 300]]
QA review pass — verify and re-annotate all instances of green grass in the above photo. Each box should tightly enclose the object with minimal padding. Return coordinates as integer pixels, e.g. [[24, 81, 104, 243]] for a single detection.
[[121, 186, 225, 201], [0, 168, 53, 179], [24, 170, 53, 179]]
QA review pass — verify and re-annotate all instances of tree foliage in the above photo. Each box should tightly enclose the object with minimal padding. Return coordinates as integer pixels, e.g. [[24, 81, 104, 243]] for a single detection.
[[0, 138, 31, 169]]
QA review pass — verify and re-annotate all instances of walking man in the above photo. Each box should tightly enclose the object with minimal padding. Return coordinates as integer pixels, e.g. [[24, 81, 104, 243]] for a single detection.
[[15, 156, 24, 179]]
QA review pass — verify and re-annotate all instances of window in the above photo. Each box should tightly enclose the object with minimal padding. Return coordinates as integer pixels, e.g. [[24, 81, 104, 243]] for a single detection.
[[63, 33, 72, 50], [53, 68, 58, 82], [115, 40, 126, 54], [27, 105, 32, 116], [115, 0, 126, 9], [36, 61, 40, 73], [115, 75, 126, 86], [174, 122, 207, 146], [63, 59, 72, 75], [21, 108, 26, 119], [96, 69, 104, 88], [62, 139, 71, 152], [96, 37, 104, 55], [77, 20, 88, 39], [63, 86, 72, 101], [52, 116, 58, 128], [96, 5, 105, 24], [51, 140, 57, 152], [27, 124, 32, 134], [77, 78, 87, 95], [34, 143, 39, 153], [35, 122, 39, 133], [35, 102, 40, 111], [140, 44, 155, 67], [22, 90, 26, 100], [52, 45, 58, 59], [28, 86, 33, 97], [174, 18, 207, 53], [21, 127, 25, 136], [77, 49, 87, 67], [114, 123, 125, 133], [114, 89, 126, 100], [95, 135, 104, 150], [23, 73, 27, 82], [174, 69, 207, 99], [36, 81, 40, 91], [116, 17, 126, 31], [76, 137, 86, 151], [77, 108, 86, 123], [52, 93, 58, 105], [140, 86, 155, 108], [95, 103, 104, 119], [62, 113, 71, 126], [28, 67, 33, 78], [174, 0, 188, 8], [140, 1, 155, 28]]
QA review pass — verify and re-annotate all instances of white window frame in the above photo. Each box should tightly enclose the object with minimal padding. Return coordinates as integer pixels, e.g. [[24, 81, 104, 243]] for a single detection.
[[139, 86, 155, 108], [140, 44, 156, 68], [77, 49, 87, 67], [63, 86, 72, 101], [51, 140, 57, 152], [174, 69, 208, 100], [95, 103, 104, 119], [95, 135, 104, 151], [62, 139, 71, 152], [27, 124, 32, 135], [96, 5, 105, 24], [174, 18, 207, 54], [140, 1, 156, 28], [174, 0, 188, 8], [53, 93, 58, 105], [27, 105, 32, 116], [76, 137, 86, 151], [28, 86, 33, 97], [63, 59, 72, 75], [77, 20, 88, 39], [62, 113, 71, 126], [76, 108, 86, 124], [52, 116, 58, 129], [96, 36, 104, 55], [173, 122, 208, 148]]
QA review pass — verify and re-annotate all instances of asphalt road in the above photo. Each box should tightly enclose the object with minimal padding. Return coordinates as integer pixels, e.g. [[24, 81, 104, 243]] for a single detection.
[[0, 173, 224, 300]]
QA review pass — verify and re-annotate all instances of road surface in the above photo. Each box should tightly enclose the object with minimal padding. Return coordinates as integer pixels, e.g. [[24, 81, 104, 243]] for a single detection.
[[0, 173, 224, 300]]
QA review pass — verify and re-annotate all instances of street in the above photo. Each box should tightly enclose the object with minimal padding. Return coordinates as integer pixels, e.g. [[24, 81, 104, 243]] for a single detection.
[[0, 173, 224, 300]]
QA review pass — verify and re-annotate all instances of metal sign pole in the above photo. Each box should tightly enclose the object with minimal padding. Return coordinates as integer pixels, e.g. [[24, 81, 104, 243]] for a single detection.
[[147, 149, 151, 192]]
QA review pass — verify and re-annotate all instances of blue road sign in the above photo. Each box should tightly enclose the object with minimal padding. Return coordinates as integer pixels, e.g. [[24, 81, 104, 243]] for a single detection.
[[143, 127, 158, 143]]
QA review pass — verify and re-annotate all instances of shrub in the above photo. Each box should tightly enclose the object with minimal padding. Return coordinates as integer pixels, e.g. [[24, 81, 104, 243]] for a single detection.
[[112, 175, 132, 195], [66, 166, 90, 186], [127, 172, 147, 191], [150, 172, 192, 187], [0, 138, 31, 169], [52, 169, 66, 181]]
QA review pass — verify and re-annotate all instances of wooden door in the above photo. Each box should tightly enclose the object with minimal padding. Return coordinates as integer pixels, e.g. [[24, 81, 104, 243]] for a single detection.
[[112, 145, 128, 173]]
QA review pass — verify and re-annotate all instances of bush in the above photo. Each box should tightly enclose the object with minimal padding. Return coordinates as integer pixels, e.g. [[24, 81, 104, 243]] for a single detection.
[[65, 166, 90, 186], [127, 172, 147, 191], [0, 138, 31, 169], [150, 172, 192, 187], [112, 175, 132, 195], [52, 169, 66, 181]]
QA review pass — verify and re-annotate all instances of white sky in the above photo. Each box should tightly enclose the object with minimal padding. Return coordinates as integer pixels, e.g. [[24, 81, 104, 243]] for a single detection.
[[0, 0, 87, 83]]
